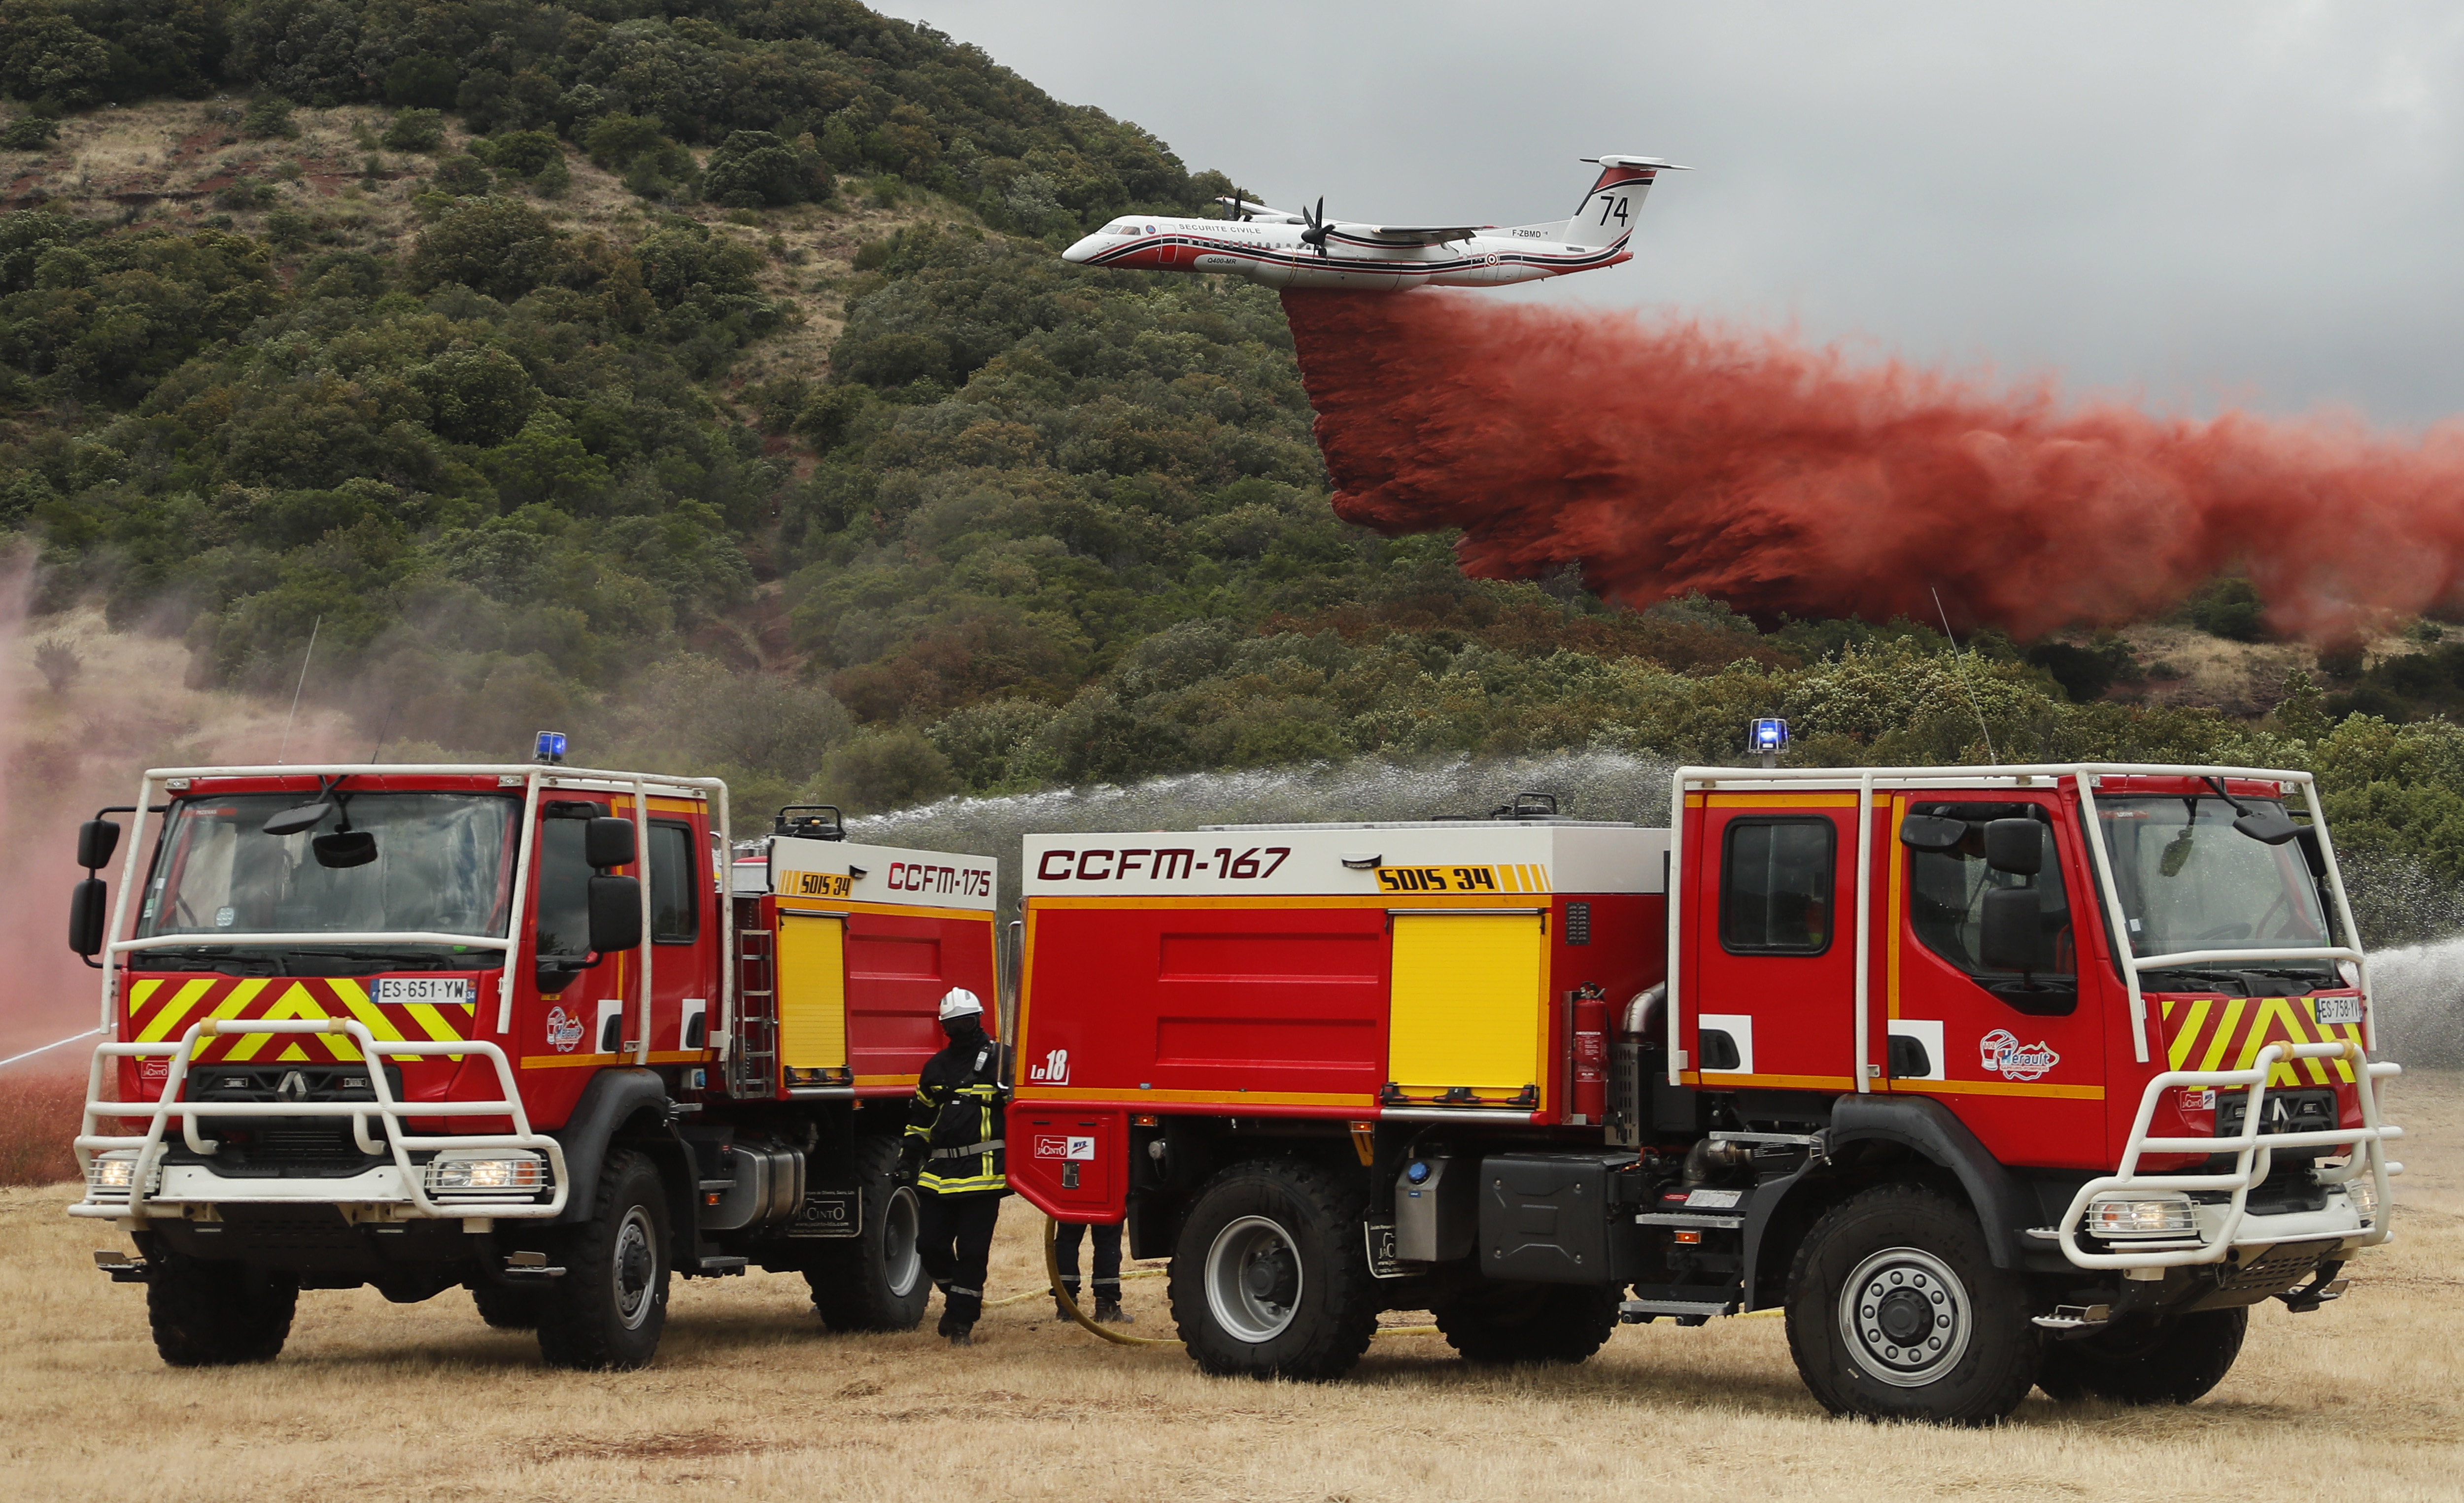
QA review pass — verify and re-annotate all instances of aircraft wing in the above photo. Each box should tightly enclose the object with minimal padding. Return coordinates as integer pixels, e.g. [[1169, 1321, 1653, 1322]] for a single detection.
[[1344, 223, 1484, 245]]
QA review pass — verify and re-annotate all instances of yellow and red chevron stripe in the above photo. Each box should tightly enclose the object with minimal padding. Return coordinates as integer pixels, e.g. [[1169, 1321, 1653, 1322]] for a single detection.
[[125, 976, 474, 1063], [2157, 995, 2366, 1087]]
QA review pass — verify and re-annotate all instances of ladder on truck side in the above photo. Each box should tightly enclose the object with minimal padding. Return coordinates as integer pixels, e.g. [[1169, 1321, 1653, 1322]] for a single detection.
[[729, 896, 777, 1098]]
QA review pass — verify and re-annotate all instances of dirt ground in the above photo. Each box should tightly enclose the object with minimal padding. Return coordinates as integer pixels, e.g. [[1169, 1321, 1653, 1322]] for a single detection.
[[2, 1072, 2456, 1503]]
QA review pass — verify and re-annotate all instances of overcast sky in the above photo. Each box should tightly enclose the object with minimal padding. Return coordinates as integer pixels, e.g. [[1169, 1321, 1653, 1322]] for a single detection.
[[875, 1, 2464, 426]]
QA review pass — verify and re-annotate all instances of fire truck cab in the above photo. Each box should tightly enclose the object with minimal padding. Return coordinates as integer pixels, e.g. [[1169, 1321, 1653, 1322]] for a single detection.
[[67, 759, 997, 1370], [1009, 763, 2401, 1424]]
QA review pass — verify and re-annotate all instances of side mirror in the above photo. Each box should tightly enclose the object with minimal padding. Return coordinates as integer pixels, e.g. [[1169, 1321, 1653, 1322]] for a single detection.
[[1979, 885, 2042, 971], [1898, 815, 1967, 852], [2232, 807, 2302, 846], [77, 819, 121, 871], [261, 802, 331, 837], [69, 877, 107, 958], [585, 817, 637, 870], [588, 874, 643, 953], [1982, 818, 2042, 875]]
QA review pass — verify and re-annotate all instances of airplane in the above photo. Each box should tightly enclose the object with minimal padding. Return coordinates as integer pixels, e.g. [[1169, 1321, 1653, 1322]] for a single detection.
[[1060, 155, 1686, 290]]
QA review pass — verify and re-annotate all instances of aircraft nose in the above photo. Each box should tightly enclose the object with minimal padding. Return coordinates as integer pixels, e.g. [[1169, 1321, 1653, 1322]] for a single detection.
[[1061, 234, 1102, 264]]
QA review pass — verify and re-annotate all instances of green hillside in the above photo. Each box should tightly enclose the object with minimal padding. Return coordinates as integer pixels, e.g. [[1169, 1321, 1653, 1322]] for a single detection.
[[4, 0, 2464, 944]]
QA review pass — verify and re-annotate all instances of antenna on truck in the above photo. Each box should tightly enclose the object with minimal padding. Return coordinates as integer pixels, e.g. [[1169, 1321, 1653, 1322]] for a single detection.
[[275, 616, 321, 766], [1930, 587, 1999, 766]]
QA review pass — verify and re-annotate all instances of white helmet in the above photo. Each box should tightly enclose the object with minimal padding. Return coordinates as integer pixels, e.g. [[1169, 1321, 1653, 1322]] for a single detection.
[[937, 987, 985, 1022]]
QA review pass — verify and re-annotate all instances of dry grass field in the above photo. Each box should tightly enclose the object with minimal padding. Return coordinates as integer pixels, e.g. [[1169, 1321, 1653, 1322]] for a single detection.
[[1, 1072, 2456, 1503]]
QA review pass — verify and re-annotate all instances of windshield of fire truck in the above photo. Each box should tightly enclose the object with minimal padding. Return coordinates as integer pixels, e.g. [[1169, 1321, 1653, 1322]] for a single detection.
[[2096, 796, 2336, 989], [135, 793, 518, 974]]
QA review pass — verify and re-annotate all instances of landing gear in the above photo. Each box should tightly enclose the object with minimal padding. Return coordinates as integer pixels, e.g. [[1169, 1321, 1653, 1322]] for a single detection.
[[1169, 1161, 1377, 1380], [147, 1252, 297, 1366], [536, 1150, 671, 1370], [806, 1136, 929, 1332], [1785, 1184, 2040, 1425], [1435, 1281, 1621, 1365], [2038, 1308, 2247, 1405]]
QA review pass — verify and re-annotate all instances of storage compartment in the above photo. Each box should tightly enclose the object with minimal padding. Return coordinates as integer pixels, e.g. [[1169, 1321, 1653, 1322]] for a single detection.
[[1477, 1153, 1644, 1284], [1014, 1110, 1121, 1216]]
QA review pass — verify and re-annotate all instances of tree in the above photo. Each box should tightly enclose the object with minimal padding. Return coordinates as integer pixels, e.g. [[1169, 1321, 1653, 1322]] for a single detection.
[[0, 1, 113, 107], [411, 346, 538, 445], [33, 636, 79, 691], [240, 94, 295, 138], [408, 196, 562, 299], [379, 108, 443, 152], [701, 130, 831, 208]]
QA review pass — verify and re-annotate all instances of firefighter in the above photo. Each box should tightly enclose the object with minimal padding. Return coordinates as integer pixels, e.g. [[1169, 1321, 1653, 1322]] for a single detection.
[[1053, 1220, 1133, 1324], [901, 987, 1008, 1347]]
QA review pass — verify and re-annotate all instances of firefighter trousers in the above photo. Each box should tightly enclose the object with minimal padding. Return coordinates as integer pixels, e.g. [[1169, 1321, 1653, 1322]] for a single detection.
[[917, 1189, 1001, 1328], [1053, 1219, 1122, 1299]]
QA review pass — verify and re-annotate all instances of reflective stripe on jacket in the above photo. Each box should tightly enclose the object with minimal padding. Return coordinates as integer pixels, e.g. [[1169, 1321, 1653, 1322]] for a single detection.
[[904, 1036, 1009, 1195]]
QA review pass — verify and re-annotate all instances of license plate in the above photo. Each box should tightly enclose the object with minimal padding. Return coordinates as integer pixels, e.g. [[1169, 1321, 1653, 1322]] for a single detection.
[[376, 977, 473, 1006], [2314, 996, 2363, 1026]]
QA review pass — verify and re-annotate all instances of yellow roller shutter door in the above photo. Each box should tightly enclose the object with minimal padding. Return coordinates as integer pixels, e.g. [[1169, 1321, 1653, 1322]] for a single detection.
[[1388, 913, 1547, 1100], [776, 913, 848, 1072]]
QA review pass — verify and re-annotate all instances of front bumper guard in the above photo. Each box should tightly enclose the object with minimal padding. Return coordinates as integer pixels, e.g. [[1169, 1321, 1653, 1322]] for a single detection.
[[71, 1017, 568, 1222], [2055, 1039, 2400, 1271]]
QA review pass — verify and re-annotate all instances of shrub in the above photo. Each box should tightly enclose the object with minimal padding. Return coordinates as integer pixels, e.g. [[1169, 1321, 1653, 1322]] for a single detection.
[[241, 95, 297, 139], [815, 728, 960, 815], [428, 153, 492, 196], [380, 108, 444, 152], [1, 112, 57, 149], [479, 129, 561, 178], [33, 637, 79, 691], [2189, 577, 2266, 641], [701, 130, 831, 209]]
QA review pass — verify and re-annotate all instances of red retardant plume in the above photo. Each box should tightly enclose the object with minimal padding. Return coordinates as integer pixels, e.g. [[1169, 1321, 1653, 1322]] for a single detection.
[[1281, 289, 2464, 642]]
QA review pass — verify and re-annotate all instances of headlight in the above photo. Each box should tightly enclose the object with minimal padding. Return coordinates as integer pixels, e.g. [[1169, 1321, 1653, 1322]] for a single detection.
[[2343, 1173, 2379, 1224], [2087, 1193, 2197, 1238], [426, 1152, 549, 1197], [86, 1151, 147, 1199]]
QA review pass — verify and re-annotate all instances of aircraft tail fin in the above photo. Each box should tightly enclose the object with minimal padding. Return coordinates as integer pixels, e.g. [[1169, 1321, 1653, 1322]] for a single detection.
[[1562, 155, 1685, 250]]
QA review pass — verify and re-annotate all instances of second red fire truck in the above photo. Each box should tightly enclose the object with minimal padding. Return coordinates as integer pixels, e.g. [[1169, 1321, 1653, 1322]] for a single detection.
[[1007, 762, 2402, 1424]]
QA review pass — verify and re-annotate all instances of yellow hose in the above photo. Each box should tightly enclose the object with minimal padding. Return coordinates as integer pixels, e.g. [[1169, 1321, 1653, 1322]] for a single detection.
[[1033, 1218, 1437, 1344]]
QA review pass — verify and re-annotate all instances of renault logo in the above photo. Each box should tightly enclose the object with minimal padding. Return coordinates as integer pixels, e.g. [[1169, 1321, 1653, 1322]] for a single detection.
[[276, 1071, 309, 1102]]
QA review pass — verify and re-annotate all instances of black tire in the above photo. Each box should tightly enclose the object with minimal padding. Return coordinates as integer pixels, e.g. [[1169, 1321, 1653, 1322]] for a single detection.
[[470, 1281, 550, 1331], [147, 1253, 297, 1367], [536, 1149, 671, 1370], [2038, 1308, 2246, 1405], [1785, 1184, 2041, 1425], [1168, 1159, 1378, 1381], [1436, 1280, 1622, 1365], [804, 1136, 930, 1332]]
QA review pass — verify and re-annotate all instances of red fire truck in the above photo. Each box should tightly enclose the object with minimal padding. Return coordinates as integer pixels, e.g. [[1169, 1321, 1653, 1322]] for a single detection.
[[1008, 764, 2403, 1423], [67, 752, 997, 1370]]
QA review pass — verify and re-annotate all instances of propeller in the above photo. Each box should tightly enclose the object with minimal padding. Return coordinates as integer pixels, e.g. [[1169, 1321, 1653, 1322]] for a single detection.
[[1229, 187, 1255, 222], [1299, 196, 1331, 257]]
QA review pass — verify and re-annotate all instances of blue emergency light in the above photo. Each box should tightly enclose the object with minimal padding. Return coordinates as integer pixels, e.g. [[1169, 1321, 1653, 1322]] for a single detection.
[[1750, 718, 1789, 753], [534, 730, 568, 765]]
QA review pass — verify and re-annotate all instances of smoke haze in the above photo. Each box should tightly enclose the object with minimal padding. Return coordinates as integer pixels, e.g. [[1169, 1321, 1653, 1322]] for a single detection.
[[1282, 291, 2464, 642]]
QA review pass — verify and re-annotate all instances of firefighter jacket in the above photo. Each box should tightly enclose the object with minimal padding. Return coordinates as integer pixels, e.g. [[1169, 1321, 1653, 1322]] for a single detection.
[[901, 1030, 1009, 1196]]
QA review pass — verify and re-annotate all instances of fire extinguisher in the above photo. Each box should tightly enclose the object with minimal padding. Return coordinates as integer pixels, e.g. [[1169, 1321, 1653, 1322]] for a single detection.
[[1573, 984, 1608, 1124]]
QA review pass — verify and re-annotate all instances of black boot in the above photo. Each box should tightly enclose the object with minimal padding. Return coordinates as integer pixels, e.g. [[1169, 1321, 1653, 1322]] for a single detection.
[[947, 1324, 974, 1348], [1095, 1296, 1132, 1324]]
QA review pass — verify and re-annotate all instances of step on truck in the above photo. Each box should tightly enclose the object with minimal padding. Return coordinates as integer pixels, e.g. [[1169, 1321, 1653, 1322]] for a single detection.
[[68, 751, 999, 1369], [1007, 762, 2403, 1423]]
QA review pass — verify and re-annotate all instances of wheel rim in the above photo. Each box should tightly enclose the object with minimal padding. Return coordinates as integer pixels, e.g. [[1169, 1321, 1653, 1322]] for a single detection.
[[613, 1204, 659, 1331], [883, 1185, 923, 1298], [1204, 1214, 1303, 1343], [1838, 1245, 1971, 1388]]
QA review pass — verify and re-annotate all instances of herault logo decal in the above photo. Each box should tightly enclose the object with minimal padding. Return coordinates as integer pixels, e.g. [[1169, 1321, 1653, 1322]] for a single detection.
[[1028, 1048, 1070, 1085], [546, 1005, 584, 1053], [1980, 1028, 2059, 1081]]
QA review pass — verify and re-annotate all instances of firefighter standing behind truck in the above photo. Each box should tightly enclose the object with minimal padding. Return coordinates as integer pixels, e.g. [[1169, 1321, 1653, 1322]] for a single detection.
[[901, 988, 1009, 1347]]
